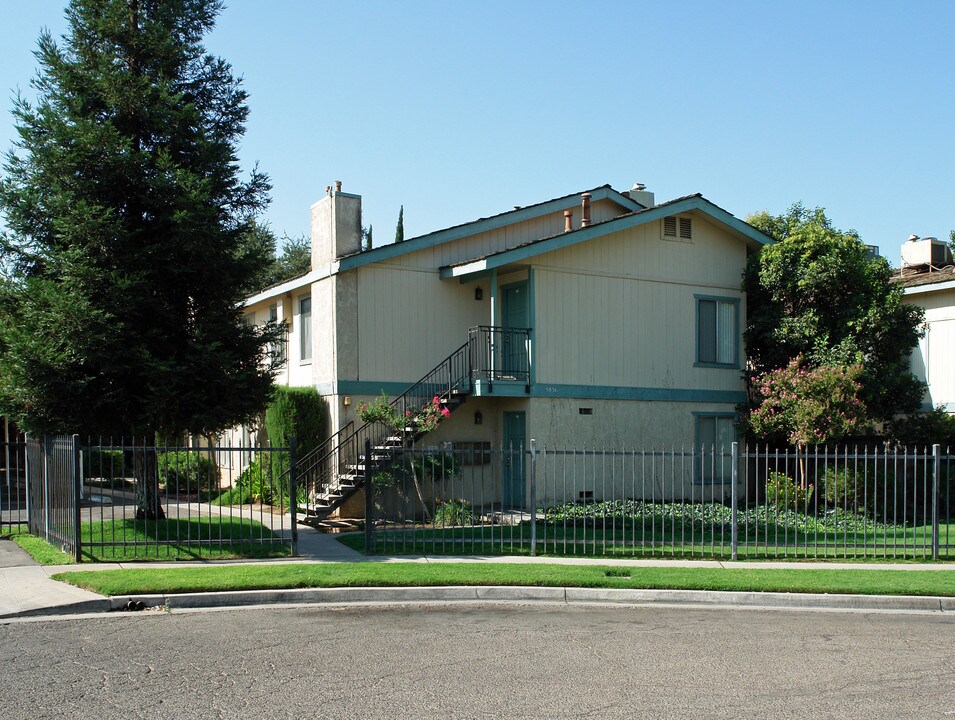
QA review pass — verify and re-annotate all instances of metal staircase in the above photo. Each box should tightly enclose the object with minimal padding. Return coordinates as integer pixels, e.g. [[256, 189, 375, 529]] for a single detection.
[[296, 340, 472, 527]]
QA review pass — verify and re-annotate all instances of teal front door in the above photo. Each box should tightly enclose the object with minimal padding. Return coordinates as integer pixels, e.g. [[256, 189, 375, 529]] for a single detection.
[[502, 411, 526, 508], [501, 282, 529, 377]]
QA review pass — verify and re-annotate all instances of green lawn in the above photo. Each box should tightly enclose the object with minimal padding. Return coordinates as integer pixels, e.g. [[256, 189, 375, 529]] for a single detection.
[[3, 518, 290, 563], [349, 520, 955, 562], [79, 517, 291, 561], [2, 524, 76, 565], [52, 562, 955, 598]]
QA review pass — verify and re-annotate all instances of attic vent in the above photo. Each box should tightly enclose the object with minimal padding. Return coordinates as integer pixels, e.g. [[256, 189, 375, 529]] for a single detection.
[[663, 216, 677, 237], [663, 215, 692, 242], [679, 217, 692, 239]]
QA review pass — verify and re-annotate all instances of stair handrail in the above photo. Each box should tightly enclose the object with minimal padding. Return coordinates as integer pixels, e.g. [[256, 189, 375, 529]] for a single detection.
[[300, 339, 472, 518]]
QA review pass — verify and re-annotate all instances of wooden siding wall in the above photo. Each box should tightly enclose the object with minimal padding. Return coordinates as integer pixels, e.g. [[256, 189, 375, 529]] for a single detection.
[[355, 265, 488, 382], [533, 215, 747, 392], [906, 287, 955, 411]]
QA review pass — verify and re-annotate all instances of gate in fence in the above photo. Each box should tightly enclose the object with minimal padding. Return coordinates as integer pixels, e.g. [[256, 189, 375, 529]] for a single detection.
[[366, 442, 954, 561], [21, 435, 296, 562]]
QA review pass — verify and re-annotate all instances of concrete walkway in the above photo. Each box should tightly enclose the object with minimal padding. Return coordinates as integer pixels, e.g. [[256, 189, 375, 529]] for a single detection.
[[1, 528, 954, 621]]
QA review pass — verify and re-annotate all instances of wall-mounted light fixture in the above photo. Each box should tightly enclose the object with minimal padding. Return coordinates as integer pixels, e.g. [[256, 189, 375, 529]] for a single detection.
[[474, 410, 483, 425], [474, 287, 483, 301], [343, 396, 352, 407]]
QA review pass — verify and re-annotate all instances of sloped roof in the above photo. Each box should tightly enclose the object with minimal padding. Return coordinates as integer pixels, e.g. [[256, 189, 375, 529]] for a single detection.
[[439, 194, 771, 279], [894, 265, 955, 290], [337, 185, 642, 272]]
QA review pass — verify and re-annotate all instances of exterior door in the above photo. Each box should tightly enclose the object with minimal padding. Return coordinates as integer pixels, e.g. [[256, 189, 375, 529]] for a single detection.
[[501, 282, 529, 377], [502, 411, 526, 508]]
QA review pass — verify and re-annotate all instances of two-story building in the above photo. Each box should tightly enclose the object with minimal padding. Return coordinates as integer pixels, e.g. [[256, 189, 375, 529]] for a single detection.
[[239, 181, 770, 514]]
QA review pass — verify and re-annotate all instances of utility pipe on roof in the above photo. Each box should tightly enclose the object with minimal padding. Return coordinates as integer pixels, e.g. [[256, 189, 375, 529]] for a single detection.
[[581, 193, 592, 227]]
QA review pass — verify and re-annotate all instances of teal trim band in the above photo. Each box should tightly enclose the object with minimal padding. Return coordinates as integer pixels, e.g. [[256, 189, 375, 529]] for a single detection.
[[325, 379, 745, 404], [530, 383, 745, 404], [340, 186, 638, 272]]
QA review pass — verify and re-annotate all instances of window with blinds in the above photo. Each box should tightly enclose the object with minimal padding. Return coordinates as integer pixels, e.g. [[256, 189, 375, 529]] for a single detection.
[[696, 296, 737, 367]]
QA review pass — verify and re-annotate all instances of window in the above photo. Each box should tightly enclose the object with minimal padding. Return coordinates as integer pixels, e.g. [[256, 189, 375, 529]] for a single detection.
[[695, 413, 736, 483], [663, 215, 692, 241], [696, 296, 738, 367], [268, 303, 286, 366], [299, 295, 312, 362]]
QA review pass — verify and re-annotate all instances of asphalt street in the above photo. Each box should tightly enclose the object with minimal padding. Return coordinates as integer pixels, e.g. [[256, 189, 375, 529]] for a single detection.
[[1, 602, 953, 719]]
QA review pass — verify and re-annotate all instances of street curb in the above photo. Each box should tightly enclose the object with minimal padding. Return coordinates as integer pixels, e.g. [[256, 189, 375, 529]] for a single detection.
[[0, 598, 110, 620], [107, 586, 955, 614]]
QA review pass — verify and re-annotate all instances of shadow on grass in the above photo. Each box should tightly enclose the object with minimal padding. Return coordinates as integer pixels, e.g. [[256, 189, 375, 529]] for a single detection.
[[79, 517, 290, 562]]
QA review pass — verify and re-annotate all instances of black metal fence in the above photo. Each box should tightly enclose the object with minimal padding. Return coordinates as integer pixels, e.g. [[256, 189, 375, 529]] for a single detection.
[[1, 434, 27, 528], [365, 442, 954, 561], [22, 436, 296, 562]]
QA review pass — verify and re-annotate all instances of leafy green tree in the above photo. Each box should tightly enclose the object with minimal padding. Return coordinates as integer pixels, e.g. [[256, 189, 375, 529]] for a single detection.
[[0, 0, 279, 516], [744, 203, 924, 426], [272, 233, 310, 284], [394, 205, 404, 243]]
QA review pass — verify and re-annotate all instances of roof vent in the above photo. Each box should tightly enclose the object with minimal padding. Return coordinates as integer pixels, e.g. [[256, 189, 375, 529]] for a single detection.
[[627, 182, 655, 208]]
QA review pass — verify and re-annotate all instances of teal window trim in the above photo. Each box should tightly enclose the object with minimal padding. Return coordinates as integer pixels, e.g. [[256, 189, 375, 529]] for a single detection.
[[694, 294, 740, 369]]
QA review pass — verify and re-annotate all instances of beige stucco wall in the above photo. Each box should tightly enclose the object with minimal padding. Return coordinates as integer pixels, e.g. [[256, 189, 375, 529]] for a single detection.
[[905, 285, 955, 412]]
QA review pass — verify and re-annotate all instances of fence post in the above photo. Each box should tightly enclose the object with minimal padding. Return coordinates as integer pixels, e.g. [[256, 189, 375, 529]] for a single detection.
[[72, 435, 82, 563], [731, 442, 739, 562], [932, 443, 941, 561], [289, 436, 298, 557], [529, 440, 537, 556], [43, 437, 51, 542], [364, 438, 374, 555]]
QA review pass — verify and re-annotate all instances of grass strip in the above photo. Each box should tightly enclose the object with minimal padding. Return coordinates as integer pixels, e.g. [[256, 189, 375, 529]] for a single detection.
[[52, 563, 955, 598], [2, 525, 75, 565]]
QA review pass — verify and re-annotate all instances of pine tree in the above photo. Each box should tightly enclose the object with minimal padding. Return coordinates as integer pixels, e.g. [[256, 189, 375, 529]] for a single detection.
[[0, 1, 278, 514], [363, 224, 373, 251], [394, 205, 404, 243]]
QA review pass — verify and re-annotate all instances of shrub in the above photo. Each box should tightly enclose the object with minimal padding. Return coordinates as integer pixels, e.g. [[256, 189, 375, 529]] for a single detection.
[[84, 449, 126, 480], [433, 498, 474, 527], [765, 471, 813, 512], [234, 454, 301, 507], [265, 386, 326, 458], [158, 451, 215, 494], [886, 407, 955, 449], [821, 466, 865, 509]]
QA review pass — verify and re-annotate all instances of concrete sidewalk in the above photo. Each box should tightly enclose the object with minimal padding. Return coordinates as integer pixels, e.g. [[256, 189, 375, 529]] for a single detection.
[[2, 529, 954, 620]]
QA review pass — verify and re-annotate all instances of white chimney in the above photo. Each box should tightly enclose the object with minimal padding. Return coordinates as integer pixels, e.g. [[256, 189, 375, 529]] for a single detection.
[[311, 182, 362, 269], [627, 182, 655, 208]]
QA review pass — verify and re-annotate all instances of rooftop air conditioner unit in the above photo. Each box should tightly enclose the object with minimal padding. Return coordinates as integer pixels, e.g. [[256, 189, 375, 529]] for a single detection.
[[901, 237, 953, 271]]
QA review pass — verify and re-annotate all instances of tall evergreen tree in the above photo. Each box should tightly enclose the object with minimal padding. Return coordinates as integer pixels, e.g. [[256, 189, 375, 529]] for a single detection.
[[362, 224, 373, 251], [0, 1, 278, 441], [394, 205, 404, 243]]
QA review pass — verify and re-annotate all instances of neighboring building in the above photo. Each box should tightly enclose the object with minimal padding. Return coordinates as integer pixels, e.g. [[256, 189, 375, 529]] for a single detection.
[[896, 236, 955, 414], [241, 181, 771, 512]]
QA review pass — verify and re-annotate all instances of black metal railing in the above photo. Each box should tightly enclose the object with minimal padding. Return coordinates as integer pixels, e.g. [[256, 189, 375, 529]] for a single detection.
[[469, 325, 531, 392], [300, 341, 472, 520]]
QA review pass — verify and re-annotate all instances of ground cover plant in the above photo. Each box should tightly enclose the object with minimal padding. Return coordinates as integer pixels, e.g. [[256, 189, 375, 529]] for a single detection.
[[52, 562, 955, 598], [348, 499, 954, 561]]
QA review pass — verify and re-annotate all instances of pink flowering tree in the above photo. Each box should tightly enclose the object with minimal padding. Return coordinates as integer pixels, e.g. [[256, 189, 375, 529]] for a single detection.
[[747, 356, 868, 485]]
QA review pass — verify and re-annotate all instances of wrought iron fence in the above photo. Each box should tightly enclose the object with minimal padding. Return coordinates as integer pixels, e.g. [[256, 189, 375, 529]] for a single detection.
[[365, 443, 954, 561], [22, 436, 296, 562], [1, 434, 27, 527]]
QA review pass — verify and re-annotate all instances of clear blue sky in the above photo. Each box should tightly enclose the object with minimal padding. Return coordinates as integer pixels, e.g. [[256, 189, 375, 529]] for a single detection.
[[2, 1, 953, 265]]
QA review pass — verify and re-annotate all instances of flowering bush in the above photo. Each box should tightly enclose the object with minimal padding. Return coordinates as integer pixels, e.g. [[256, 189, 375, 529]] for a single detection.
[[747, 356, 868, 446], [765, 471, 813, 512], [357, 392, 451, 434]]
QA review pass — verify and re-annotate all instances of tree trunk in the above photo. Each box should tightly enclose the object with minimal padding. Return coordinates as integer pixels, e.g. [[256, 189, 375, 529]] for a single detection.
[[133, 444, 165, 520], [408, 447, 432, 524]]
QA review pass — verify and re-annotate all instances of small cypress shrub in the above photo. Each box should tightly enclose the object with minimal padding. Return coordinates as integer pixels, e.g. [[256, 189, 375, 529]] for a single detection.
[[265, 386, 326, 457]]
